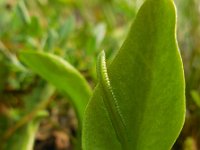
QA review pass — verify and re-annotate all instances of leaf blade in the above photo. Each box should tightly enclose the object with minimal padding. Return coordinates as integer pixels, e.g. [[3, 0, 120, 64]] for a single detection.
[[83, 0, 185, 149], [19, 51, 92, 123]]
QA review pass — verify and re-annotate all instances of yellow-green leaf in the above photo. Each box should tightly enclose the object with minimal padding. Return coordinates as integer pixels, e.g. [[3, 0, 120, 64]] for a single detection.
[[19, 51, 92, 124], [83, 0, 185, 149]]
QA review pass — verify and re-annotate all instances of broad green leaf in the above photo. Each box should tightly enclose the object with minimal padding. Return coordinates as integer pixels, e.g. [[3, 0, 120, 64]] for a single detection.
[[19, 51, 92, 124], [83, 0, 185, 150]]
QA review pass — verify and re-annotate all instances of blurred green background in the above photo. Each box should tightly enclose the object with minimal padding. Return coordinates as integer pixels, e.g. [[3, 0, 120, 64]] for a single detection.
[[0, 0, 200, 149]]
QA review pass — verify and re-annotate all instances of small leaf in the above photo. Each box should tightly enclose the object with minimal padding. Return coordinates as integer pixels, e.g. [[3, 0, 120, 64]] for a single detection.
[[58, 15, 75, 46], [16, 0, 31, 25], [83, 0, 185, 149], [19, 51, 92, 124], [43, 29, 59, 52]]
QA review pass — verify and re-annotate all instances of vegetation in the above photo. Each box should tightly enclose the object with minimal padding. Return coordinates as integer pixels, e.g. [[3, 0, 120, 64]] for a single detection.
[[0, 0, 199, 149]]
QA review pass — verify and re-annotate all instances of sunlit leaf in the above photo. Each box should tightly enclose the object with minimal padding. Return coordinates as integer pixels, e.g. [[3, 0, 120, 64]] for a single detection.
[[83, 0, 185, 149]]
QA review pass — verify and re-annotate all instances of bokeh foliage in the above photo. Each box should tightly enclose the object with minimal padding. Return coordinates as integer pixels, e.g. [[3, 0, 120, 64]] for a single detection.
[[0, 0, 200, 149]]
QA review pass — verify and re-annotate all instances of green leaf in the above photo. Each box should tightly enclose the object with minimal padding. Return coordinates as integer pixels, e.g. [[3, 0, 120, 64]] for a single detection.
[[16, 0, 31, 25], [19, 51, 92, 124], [83, 0, 185, 150], [43, 29, 59, 52], [58, 15, 75, 46]]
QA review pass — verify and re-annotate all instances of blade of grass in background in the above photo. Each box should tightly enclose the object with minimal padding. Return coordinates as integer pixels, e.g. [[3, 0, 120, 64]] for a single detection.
[[20, 51, 92, 149], [1, 83, 55, 150], [3, 111, 48, 150]]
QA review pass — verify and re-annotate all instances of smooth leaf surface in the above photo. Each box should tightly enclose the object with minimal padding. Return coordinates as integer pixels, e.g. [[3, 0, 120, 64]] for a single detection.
[[19, 51, 92, 123], [83, 0, 185, 150]]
